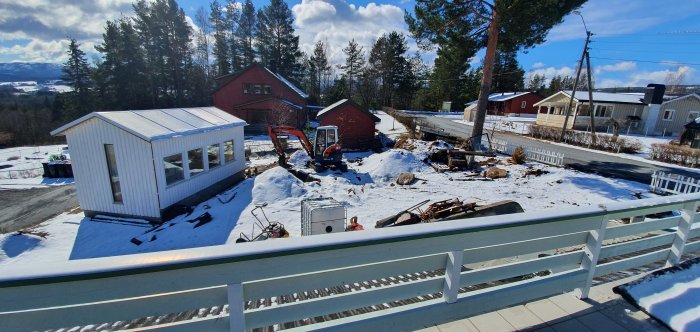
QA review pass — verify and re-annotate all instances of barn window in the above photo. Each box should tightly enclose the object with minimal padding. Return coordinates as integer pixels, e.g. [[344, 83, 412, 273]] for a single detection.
[[224, 140, 234, 162], [264, 85, 272, 94], [253, 84, 262, 94], [243, 84, 251, 94], [521, 101, 526, 109], [208, 144, 220, 169], [163, 153, 184, 186], [663, 109, 675, 121], [188, 148, 204, 177], [104, 144, 122, 203]]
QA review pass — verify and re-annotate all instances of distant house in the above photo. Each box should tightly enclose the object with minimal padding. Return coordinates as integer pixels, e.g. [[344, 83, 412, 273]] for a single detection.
[[463, 92, 543, 121], [316, 99, 380, 150], [534, 85, 698, 137], [51, 107, 247, 222], [212, 64, 309, 134]]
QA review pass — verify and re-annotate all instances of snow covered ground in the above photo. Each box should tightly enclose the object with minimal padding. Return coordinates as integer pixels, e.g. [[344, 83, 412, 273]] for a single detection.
[[455, 115, 537, 135], [618, 260, 700, 331], [374, 110, 408, 138], [0, 145, 74, 188], [0, 81, 72, 94], [0, 137, 657, 269]]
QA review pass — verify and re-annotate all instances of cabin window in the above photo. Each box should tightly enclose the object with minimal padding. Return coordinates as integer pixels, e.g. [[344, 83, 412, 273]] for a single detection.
[[104, 144, 122, 203], [253, 84, 262, 94], [188, 148, 204, 177], [208, 144, 220, 169], [224, 140, 234, 163], [163, 153, 184, 186], [264, 85, 272, 94], [688, 111, 699, 122], [521, 101, 527, 109], [663, 109, 675, 121], [243, 83, 251, 94], [594, 105, 613, 117]]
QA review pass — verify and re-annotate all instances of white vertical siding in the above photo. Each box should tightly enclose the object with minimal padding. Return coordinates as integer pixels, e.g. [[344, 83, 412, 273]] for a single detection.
[[655, 96, 700, 136], [152, 126, 245, 208], [65, 118, 160, 218]]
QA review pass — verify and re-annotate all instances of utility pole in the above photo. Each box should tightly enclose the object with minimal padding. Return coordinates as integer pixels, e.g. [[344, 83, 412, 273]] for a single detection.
[[560, 30, 591, 142], [584, 48, 597, 145]]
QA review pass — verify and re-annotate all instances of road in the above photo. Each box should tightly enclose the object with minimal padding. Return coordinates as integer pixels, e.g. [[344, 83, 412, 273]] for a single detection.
[[0, 184, 78, 233], [413, 115, 699, 183]]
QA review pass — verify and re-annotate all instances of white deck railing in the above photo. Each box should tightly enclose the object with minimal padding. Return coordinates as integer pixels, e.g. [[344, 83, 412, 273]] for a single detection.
[[651, 171, 700, 195], [492, 139, 565, 167], [2, 194, 700, 331]]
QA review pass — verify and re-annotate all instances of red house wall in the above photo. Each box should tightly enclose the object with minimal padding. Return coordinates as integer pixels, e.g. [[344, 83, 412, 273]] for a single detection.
[[212, 65, 307, 128], [318, 104, 376, 150], [504, 94, 543, 115]]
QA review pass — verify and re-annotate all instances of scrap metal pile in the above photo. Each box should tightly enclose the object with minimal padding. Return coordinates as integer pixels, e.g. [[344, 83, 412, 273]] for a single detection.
[[375, 198, 524, 228]]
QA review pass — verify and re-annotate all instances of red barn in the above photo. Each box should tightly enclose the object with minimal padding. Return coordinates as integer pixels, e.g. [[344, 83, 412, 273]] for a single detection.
[[316, 99, 380, 150], [212, 64, 308, 133], [482, 92, 544, 116]]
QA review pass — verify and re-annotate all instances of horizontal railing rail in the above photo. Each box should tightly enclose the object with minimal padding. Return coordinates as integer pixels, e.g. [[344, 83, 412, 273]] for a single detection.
[[1, 194, 699, 331]]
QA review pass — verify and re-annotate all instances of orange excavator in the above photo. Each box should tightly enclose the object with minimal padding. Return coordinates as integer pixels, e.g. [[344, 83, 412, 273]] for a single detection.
[[268, 125, 348, 172]]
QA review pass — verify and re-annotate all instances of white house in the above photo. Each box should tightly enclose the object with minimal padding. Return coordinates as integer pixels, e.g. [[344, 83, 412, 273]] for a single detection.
[[51, 107, 247, 222]]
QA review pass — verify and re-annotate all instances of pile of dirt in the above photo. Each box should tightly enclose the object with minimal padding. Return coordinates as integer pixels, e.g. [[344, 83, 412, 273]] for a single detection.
[[483, 166, 507, 179], [252, 167, 307, 204]]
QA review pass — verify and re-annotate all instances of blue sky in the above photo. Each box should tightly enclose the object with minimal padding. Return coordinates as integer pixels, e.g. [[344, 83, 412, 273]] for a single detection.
[[2, 0, 700, 88]]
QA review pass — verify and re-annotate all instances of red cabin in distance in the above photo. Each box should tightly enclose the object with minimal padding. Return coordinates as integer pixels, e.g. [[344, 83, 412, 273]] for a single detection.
[[466, 92, 544, 116], [316, 99, 380, 150], [213, 64, 309, 133]]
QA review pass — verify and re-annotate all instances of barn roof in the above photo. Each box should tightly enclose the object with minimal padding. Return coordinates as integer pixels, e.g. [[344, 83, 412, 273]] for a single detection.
[[214, 63, 309, 99], [51, 107, 246, 142], [316, 99, 381, 122]]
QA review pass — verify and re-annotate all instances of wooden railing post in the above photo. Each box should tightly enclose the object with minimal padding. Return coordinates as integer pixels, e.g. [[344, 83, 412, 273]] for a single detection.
[[575, 214, 608, 299], [443, 250, 464, 304], [666, 201, 698, 267], [227, 283, 246, 332]]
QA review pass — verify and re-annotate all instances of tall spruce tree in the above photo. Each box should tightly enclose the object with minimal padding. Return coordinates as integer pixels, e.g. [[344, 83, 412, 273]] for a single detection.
[[491, 50, 524, 92], [255, 0, 302, 80], [225, 0, 241, 72], [62, 38, 93, 116], [407, 0, 585, 147], [306, 40, 330, 105], [210, 0, 230, 76], [238, 0, 257, 67], [340, 39, 365, 100]]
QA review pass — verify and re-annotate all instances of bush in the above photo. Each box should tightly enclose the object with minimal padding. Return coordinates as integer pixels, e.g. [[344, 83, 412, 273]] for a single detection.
[[529, 125, 642, 154], [650, 143, 700, 167]]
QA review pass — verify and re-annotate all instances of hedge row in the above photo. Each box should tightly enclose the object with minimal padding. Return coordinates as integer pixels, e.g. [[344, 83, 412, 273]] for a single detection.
[[529, 125, 642, 154], [650, 143, 700, 168]]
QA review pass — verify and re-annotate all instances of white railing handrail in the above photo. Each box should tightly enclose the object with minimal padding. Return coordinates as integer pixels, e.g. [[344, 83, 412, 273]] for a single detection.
[[2, 193, 700, 331]]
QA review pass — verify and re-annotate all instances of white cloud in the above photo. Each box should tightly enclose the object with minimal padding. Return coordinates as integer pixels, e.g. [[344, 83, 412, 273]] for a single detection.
[[597, 61, 636, 72], [595, 65, 696, 88], [292, 0, 410, 66], [531, 62, 546, 69], [0, 39, 74, 63], [528, 65, 576, 80]]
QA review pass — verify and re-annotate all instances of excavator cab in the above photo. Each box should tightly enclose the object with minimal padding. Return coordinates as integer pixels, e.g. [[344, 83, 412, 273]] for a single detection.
[[313, 126, 346, 172]]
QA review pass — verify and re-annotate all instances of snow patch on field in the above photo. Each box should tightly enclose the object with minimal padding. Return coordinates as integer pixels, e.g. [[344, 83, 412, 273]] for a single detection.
[[287, 150, 311, 168], [358, 150, 427, 182]]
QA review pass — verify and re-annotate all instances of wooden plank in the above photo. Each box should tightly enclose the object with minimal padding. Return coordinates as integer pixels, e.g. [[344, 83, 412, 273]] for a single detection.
[[667, 202, 698, 266], [283, 270, 588, 332], [599, 233, 675, 260], [460, 252, 583, 288], [689, 225, 700, 239], [685, 239, 700, 254], [462, 232, 588, 265], [594, 249, 670, 277], [605, 202, 684, 220], [443, 251, 463, 303], [604, 216, 680, 240], [0, 286, 226, 332], [244, 254, 445, 300], [244, 276, 444, 329]]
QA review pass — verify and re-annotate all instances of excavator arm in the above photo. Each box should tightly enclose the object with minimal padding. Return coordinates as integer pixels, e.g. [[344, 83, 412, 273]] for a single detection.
[[268, 126, 315, 167]]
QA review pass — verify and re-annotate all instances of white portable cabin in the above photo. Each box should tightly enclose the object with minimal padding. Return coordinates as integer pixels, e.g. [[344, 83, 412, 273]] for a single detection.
[[51, 107, 247, 222]]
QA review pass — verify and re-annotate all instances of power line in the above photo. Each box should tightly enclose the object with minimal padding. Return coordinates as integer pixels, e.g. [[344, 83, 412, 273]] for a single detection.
[[589, 56, 700, 67], [592, 48, 700, 55], [592, 40, 700, 45]]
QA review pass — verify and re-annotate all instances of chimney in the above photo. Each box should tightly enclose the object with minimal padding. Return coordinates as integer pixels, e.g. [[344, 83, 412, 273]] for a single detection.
[[644, 84, 665, 105]]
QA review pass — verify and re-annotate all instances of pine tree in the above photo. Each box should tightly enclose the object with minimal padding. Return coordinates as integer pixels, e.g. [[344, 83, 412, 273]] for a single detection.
[[210, 0, 230, 76], [62, 38, 93, 116], [307, 40, 330, 105], [491, 50, 524, 92], [238, 0, 257, 67], [340, 39, 365, 99], [225, 0, 241, 72], [255, 0, 302, 80]]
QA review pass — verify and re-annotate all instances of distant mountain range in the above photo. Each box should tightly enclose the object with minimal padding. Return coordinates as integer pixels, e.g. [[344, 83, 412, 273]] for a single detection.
[[0, 63, 63, 82]]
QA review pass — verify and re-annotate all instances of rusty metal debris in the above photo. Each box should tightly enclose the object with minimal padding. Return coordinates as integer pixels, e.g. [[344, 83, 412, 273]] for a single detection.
[[375, 198, 524, 228]]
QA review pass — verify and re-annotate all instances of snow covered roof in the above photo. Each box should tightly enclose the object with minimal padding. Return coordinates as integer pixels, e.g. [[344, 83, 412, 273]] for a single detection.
[[263, 67, 309, 99], [51, 107, 247, 142], [488, 92, 531, 102], [316, 99, 381, 122], [535, 90, 645, 106]]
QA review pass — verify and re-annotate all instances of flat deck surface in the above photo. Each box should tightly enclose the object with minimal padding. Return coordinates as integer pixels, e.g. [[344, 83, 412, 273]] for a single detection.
[[422, 274, 669, 332]]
